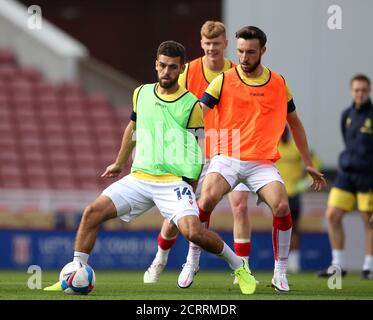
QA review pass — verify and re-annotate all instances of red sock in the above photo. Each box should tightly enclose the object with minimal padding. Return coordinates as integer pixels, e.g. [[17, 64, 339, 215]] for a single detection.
[[272, 213, 292, 261], [157, 232, 177, 250], [198, 206, 212, 228], [234, 241, 251, 257]]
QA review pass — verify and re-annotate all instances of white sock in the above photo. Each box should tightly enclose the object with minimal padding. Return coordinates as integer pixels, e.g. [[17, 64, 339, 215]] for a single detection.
[[186, 241, 202, 267], [331, 249, 345, 269], [218, 242, 243, 270], [274, 228, 292, 274], [288, 250, 300, 271], [73, 251, 89, 264], [154, 247, 170, 264], [362, 255, 373, 271]]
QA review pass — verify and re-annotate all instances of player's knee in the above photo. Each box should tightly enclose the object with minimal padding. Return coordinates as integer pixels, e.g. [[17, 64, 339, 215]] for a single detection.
[[273, 201, 290, 217], [184, 227, 204, 245], [199, 192, 220, 211], [326, 207, 343, 225], [81, 204, 104, 228], [232, 202, 249, 218]]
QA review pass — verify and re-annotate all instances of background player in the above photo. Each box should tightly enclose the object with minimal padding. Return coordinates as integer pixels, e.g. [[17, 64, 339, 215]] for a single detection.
[[318, 74, 373, 280]]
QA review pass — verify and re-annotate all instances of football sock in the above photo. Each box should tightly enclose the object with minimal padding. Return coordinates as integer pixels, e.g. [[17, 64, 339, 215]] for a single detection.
[[273, 213, 292, 274], [288, 250, 300, 270], [234, 239, 251, 261], [155, 232, 176, 263], [362, 255, 373, 271], [218, 242, 244, 270], [73, 251, 89, 264], [331, 249, 345, 269], [185, 207, 211, 266]]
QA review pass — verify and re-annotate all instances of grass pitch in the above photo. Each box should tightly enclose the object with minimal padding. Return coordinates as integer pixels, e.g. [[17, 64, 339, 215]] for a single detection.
[[0, 270, 372, 300]]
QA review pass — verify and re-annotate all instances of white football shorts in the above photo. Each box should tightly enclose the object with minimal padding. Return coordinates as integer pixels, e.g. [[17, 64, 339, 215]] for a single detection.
[[206, 154, 284, 194], [102, 174, 199, 227], [195, 159, 250, 198]]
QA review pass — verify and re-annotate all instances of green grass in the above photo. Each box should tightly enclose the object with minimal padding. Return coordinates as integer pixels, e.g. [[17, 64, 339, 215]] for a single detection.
[[0, 270, 372, 300]]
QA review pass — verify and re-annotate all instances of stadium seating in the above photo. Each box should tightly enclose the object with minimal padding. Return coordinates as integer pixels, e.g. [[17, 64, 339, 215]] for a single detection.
[[0, 48, 131, 190]]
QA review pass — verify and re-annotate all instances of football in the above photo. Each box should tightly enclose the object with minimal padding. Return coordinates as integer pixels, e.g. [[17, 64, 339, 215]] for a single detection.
[[59, 261, 96, 295]]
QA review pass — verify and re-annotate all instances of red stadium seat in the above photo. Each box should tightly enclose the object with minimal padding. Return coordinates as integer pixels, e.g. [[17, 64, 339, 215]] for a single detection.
[[0, 48, 17, 66], [35, 81, 58, 95], [0, 65, 17, 81], [21, 149, 46, 165], [0, 163, 25, 189], [0, 149, 19, 162], [9, 80, 34, 96], [59, 80, 83, 95], [52, 177, 79, 190], [18, 67, 42, 82], [0, 48, 125, 191], [46, 148, 71, 166]]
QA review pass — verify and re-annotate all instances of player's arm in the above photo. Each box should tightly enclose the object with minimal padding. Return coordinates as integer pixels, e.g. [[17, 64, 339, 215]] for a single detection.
[[287, 110, 326, 191], [102, 86, 141, 178], [187, 101, 204, 188], [340, 109, 349, 145], [101, 120, 136, 178], [199, 74, 223, 113]]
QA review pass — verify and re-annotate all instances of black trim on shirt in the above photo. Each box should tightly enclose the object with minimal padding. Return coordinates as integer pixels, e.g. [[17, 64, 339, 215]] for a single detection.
[[186, 100, 201, 129], [235, 66, 272, 87], [130, 111, 137, 122], [153, 83, 190, 103], [287, 99, 296, 114], [135, 84, 145, 110], [201, 57, 210, 84], [185, 63, 190, 90], [200, 92, 219, 109]]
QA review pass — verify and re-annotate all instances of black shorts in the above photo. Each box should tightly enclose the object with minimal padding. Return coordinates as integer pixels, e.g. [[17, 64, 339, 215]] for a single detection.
[[288, 194, 301, 226], [334, 171, 373, 194]]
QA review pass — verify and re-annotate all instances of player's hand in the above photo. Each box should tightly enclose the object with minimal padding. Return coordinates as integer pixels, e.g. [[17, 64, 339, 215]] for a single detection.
[[101, 163, 122, 178], [369, 214, 373, 229], [306, 166, 327, 192]]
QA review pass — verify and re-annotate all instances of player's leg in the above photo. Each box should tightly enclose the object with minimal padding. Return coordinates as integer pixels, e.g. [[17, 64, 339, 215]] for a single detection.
[[178, 172, 231, 288], [154, 179, 255, 294], [144, 161, 210, 283], [326, 206, 347, 268], [257, 181, 292, 292], [288, 195, 301, 273], [228, 188, 254, 285], [229, 189, 251, 262], [317, 186, 354, 277], [44, 195, 118, 291], [176, 214, 256, 294], [45, 175, 155, 291], [144, 220, 178, 283], [361, 211, 373, 279], [357, 190, 373, 279], [74, 195, 118, 260]]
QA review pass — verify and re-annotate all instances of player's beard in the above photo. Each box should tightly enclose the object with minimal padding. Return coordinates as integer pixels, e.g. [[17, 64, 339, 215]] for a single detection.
[[241, 56, 261, 74], [158, 76, 178, 89]]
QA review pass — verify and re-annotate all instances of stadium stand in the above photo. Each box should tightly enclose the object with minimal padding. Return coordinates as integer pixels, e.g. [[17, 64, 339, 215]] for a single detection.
[[0, 48, 132, 191]]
